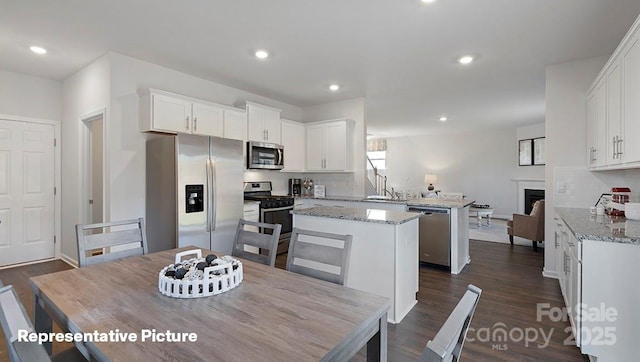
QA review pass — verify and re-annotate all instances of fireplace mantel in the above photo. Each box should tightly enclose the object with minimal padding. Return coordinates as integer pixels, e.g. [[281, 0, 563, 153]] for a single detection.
[[512, 179, 544, 214]]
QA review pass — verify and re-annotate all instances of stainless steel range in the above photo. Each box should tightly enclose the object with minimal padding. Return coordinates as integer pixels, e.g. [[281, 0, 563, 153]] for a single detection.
[[243, 181, 293, 254]]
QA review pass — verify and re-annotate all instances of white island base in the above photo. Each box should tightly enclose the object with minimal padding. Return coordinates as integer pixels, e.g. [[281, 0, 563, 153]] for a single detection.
[[293, 209, 419, 324]]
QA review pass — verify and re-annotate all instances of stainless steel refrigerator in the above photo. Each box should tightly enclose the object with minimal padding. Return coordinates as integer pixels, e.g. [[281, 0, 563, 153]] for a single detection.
[[146, 134, 243, 254]]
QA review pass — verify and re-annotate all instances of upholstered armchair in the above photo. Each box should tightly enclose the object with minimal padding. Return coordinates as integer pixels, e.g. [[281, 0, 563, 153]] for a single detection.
[[507, 200, 545, 251]]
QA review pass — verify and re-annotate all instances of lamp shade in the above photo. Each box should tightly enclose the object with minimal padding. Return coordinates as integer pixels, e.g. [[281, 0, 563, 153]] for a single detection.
[[424, 174, 438, 184]]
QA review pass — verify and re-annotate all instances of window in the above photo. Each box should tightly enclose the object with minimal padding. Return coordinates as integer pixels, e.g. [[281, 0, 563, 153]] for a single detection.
[[367, 138, 387, 170], [367, 150, 386, 170]]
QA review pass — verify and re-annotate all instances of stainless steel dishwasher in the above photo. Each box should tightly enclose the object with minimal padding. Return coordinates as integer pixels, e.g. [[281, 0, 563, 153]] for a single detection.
[[407, 206, 451, 266]]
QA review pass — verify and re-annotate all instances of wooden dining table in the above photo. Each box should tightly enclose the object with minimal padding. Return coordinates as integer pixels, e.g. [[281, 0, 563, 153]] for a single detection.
[[29, 246, 390, 361]]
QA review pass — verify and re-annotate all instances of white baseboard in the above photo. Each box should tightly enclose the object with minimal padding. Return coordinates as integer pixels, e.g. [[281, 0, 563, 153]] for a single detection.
[[0, 257, 55, 270], [60, 253, 79, 268], [542, 268, 558, 279]]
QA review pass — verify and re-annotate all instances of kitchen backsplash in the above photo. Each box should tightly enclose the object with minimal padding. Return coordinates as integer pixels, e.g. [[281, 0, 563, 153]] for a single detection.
[[243, 170, 358, 196], [554, 167, 640, 208]]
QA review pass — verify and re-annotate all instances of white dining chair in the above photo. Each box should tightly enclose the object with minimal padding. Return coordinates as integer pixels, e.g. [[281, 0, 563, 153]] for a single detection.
[[286, 228, 353, 285], [231, 219, 282, 267], [76, 218, 148, 267], [0, 284, 86, 362], [420, 284, 482, 362]]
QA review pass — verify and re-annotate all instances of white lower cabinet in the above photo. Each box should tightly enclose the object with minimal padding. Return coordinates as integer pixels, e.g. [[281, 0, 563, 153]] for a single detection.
[[555, 213, 640, 360]]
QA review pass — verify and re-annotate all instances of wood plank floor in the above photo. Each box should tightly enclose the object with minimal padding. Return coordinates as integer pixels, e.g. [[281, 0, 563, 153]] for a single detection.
[[1, 241, 586, 361]]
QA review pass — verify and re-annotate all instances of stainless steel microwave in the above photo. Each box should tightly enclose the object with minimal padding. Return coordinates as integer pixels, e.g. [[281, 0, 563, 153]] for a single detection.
[[247, 141, 284, 170]]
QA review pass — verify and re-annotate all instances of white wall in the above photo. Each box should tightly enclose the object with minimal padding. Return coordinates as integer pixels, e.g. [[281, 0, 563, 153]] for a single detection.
[[0, 69, 62, 121], [61, 56, 111, 261], [302, 98, 367, 196], [385, 126, 535, 218]]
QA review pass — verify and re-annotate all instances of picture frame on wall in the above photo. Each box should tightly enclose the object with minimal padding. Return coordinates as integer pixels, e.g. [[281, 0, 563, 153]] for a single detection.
[[519, 139, 532, 166], [533, 137, 545, 165]]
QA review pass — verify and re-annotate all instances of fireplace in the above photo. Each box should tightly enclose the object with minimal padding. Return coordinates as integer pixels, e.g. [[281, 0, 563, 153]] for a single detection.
[[524, 189, 545, 215]]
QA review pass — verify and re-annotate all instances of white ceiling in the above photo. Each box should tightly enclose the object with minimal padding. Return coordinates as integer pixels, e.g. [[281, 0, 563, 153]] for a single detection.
[[1, 1, 640, 137]]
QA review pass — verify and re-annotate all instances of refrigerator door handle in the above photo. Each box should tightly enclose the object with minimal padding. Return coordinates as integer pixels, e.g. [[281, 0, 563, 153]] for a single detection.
[[206, 158, 217, 232]]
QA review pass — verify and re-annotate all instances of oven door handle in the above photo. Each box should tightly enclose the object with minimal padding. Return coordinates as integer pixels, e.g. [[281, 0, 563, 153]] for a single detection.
[[262, 205, 294, 212]]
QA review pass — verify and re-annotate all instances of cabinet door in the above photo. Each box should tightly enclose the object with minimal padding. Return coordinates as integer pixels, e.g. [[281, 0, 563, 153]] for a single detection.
[[569, 247, 582, 347], [247, 105, 266, 142], [594, 79, 607, 167], [223, 109, 247, 141], [263, 108, 281, 144], [192, 102, 224, 137], [623, 32, 640, 163], [152, 94, 191, 133], [586, 91, 597, 167], [324, 122, 347, 170], [306, 124, 325, 171], [281, 120, 305, 171], [607, 62, 623, 165]]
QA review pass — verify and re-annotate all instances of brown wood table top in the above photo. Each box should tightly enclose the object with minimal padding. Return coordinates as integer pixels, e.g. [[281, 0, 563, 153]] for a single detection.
[[29, 246, 390, 361]]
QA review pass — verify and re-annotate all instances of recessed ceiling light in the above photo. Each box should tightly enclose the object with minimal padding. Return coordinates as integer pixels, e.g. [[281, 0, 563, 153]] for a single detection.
[[458, 55, 474, 65], [30, 46, 47, 55], [255, 50, 269, 59], [421, 0, 437, 3], [329, 84, 340, 91], [439, 117, 448, 122]]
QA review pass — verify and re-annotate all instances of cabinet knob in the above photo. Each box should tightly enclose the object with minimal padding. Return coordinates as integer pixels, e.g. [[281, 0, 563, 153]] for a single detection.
[[194, 117, 197, 131]]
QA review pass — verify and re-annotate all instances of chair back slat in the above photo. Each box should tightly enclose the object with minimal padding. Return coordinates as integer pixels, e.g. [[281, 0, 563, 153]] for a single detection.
[[420, 284, 482, 362], [286, 228, 352, 285], [289, 240, 346, 267], [231, 219, 281, 267], [82, 228, 143, 250], [0, 285, 32, 342], [76, 217, 148, 267]]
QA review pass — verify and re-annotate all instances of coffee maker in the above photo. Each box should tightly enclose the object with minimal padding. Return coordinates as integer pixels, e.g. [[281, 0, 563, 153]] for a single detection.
[[288, 178, 301, 196]]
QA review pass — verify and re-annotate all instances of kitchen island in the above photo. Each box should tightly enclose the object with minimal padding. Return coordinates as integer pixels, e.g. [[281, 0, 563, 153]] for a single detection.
[[291, 206, 419, 324], [296, 196, 474, 274]]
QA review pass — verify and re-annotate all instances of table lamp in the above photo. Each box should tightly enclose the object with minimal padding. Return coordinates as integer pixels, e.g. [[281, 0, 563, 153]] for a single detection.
[[425, 174, 438, 191]]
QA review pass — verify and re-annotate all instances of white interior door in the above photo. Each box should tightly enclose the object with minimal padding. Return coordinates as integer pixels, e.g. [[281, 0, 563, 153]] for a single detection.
[[0, 119, 55, 266]]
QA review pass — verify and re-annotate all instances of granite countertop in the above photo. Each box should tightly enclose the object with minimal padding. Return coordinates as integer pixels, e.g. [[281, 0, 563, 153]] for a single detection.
[[406, 198, 475, 208], [291, 206, 421, 225], [555, 207, 640, 245], [295, 195, 473, 208]]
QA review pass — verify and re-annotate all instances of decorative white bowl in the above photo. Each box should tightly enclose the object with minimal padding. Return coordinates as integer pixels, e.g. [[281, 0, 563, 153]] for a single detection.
[[158, 249, 243, 299]]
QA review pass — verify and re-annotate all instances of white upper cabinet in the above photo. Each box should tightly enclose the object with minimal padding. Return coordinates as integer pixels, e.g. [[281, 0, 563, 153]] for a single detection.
[[141, 89, 229, 137], [594, 79, 607, 167], [246, 102, 282, 144], [623, 28, 640, 164], [606, 61, 623, 166], [280, 119, 305, 172], [223, 109, 247, 141], [587, 15, 640, 170], [148, 93, 192, 133], [305, 119, 354, 172], [192, 102, 224, 137]]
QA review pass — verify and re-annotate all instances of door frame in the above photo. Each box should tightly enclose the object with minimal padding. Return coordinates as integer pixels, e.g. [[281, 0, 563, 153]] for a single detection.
[[80, 108, 108, 227], [0, 113, 61, 266]]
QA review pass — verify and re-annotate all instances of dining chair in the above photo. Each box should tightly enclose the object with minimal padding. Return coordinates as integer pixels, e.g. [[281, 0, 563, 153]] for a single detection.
[[76, 217, 148, 267], [420, 284, 482, 362], [231, 219, 282, 267], [286, 228, 353, 285], [0, 284, 86, 362]]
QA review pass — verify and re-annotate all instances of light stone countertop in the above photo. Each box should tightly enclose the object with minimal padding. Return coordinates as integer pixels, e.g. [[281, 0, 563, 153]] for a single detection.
[[291, 206, 421, 225], [555, 207, 640, 245], [295, 195, 473, 208]]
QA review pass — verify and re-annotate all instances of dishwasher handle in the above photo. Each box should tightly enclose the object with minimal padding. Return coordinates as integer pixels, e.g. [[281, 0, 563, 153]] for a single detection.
[[408, 207, 450, 215]]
